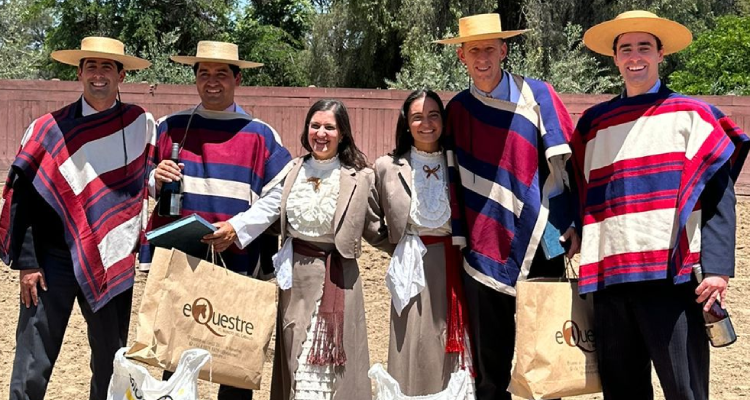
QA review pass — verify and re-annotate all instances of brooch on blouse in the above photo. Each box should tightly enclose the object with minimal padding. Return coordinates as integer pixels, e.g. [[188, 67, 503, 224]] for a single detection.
[[423, 164, 441, 179], [307, 176, 322, 191]]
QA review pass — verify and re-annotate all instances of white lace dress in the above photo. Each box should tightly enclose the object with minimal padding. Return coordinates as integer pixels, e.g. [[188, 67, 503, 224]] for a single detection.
[[286, 156, 340, 400]]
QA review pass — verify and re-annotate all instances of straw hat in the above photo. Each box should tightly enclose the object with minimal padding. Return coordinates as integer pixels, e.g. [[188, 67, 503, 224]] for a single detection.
[[583, 10, 692, 56], [435, 13, 528, 44], [51, 37, 151, 70], [171, 41, 263, 69]]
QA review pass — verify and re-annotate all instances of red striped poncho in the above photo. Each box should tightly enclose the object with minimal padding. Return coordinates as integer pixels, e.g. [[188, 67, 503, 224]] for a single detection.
[[571, 87, 749, 294], [0, 99, 156, 311]]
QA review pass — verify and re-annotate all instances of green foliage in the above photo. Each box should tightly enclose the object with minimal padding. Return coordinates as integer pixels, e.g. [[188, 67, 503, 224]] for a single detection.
[[386, 0, 495, 91], [507, 23, 620, 94], [233, 12, 311, 87], [4, 0, 749, 92], [126, 30, 194, 84], [0, 0, 52, 79], [669, 15, 750, 95], [251, 0, 314, 39], [32, 0, 236, 81], [304, 1, 396, 88], [304, 9, 346, 87], [316, 0, 403, 88], [387, 43, 468, 91]]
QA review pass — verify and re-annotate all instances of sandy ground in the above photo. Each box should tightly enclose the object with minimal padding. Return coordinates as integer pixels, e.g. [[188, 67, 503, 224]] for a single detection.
[[1, 203, 750, 399]]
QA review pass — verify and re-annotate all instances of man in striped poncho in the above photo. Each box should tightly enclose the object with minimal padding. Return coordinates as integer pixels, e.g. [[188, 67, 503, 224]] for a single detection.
[[0, 37, 156, 400], [573, 11, 750, 400], [140, 41, 291, 400], [437, 13, 581, 400]]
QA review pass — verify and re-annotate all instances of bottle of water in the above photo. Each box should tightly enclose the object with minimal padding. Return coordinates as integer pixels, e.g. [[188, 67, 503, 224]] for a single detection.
[[693, 266, 737, 347], [157, 143, 182, 218]]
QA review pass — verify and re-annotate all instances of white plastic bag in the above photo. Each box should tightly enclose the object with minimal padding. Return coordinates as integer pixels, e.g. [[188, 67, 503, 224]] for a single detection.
[[107, 348, 211, 400], [368, 363, 475, 400]]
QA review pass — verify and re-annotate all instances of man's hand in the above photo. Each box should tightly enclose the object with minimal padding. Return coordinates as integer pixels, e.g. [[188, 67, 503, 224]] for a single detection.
[[154, 160, 184, 192], [202, 221, 238, 253], [560, 227, 581, 258], [20, 268, 47, 308], [696, 274, 729, 311]]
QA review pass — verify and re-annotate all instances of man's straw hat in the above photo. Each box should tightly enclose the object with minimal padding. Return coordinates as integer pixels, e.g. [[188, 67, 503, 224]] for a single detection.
[[171, 41, 263, 69], [583, 10, 692, 56], [435, 13, 528, 44], [51, 37, 151, 70]]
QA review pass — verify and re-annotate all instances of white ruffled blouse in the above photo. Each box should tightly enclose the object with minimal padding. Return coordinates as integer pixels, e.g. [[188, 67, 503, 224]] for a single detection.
[[286, 156, 341, 243], [274, 157, 341, 292], [407, 148, 451, 235]]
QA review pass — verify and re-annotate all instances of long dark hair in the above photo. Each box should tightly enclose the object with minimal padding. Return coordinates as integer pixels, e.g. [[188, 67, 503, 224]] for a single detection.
[[391, 89, 446, 158], [300, 99, 369, 171]]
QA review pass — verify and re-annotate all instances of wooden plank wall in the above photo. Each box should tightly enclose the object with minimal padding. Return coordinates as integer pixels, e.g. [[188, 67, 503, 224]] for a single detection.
[[1, 79, 749, 194]]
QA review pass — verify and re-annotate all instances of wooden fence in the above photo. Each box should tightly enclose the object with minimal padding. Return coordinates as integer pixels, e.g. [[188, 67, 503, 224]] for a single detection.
[[2, 79, 750, 194]]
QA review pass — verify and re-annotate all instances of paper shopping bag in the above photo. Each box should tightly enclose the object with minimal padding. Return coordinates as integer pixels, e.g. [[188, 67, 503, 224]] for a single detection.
[[508, 278, 601, 399], [127, 247, 277, 390]]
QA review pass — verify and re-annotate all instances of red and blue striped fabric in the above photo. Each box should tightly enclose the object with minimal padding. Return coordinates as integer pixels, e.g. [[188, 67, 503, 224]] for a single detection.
[[571, 87, 749, 294], [0, 100, 156, 311], [445, 76, 574, 292], [139, 109, 291, 274]]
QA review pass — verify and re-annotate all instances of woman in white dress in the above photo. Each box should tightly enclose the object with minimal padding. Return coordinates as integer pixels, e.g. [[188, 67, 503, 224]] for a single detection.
[[270, 99, 389, 400], [372, 89, 472, 396]]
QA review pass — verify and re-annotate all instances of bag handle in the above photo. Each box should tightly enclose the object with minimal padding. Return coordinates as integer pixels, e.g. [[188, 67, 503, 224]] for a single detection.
[[206, 244, 229, 274], [564, 256, 578, 280]]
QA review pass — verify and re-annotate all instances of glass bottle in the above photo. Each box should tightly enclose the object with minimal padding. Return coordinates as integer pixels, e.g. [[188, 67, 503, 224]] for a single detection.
[[157, 143, 182, 218], [693, 265, 737, 347]]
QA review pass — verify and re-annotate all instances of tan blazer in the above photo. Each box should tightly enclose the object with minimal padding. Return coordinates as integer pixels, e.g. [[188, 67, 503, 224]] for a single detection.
[[280, 156, 389, 259], [373, 152, 414, 245]]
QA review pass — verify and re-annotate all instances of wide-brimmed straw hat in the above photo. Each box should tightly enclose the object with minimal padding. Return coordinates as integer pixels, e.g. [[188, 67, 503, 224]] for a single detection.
[[583, 10, 692, 56], [435, 13, 528, 44], [51, 37, 151, 70], [171, 41, 263, 69]]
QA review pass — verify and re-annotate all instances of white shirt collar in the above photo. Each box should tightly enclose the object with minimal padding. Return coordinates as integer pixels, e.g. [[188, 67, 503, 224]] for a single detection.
[[197, 102, 247, 115], [81, 96, 116, 116]]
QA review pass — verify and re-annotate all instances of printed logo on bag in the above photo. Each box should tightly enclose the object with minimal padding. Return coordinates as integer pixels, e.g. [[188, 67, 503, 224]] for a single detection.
[[183, 297, 254, 338], [127, 375, 144, 400], [555, 320, 595, 353]]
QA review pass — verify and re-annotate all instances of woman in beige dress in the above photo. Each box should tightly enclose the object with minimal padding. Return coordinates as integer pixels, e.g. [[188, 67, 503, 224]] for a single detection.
[[270, 99, 388, 400], [372, 89, 472, 396]]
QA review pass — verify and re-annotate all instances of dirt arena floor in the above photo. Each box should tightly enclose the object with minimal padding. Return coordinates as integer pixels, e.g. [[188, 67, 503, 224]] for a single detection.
[[1, 202, 750, 399]]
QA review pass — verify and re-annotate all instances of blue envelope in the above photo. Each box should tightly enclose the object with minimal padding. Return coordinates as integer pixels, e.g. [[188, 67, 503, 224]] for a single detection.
[[541, 193, 573, 260]]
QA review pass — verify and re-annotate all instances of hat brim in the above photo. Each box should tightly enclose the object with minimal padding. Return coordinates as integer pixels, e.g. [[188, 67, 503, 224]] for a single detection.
[[51, 50, 151, 70], [170, 56, 263, 69], [583, 17, 692, 56], [434, 30, 529, 44]]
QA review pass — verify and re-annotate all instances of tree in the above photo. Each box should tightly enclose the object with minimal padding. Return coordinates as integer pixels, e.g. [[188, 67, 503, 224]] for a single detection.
[[233, 15, 311, 87], [228, 0, 313, 87], [386, 0, 497, 91], [127, 31, 194, 84], [31, 0, 237, 81], [669, 15, 750, 95], [507, 23, 620, 93], [0, 0, 52, 79], [251, 0, 314, 39]]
